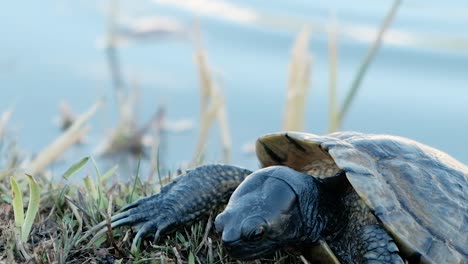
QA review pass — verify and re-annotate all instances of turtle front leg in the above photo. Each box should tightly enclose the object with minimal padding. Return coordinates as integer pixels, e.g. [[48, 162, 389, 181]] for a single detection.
[[83, 164, 252, 251], [355, 224, 404, 264], [325, 191, 405, 263]]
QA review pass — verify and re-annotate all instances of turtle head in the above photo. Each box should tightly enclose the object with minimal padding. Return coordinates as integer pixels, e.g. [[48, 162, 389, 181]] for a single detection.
[[214, 166, 321, 259]]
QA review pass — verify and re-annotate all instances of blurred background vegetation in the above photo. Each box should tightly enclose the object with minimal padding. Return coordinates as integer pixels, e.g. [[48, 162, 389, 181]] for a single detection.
[[1, 0, 467, 175]]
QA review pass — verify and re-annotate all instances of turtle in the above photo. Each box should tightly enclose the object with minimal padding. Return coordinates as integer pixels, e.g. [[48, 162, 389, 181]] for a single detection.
[[83, 131, 467, 263]]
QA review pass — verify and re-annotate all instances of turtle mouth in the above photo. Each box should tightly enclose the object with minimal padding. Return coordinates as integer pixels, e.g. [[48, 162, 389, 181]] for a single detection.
[[222, 239, 278, 260]]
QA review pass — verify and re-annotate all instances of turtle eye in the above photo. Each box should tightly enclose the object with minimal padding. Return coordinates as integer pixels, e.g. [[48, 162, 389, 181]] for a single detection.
[[241, 216, 268, 242], [249, 225, 266, 241]]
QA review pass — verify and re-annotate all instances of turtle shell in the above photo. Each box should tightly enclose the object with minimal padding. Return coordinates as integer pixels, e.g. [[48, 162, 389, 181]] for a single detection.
[[255, 131, 467, 264]]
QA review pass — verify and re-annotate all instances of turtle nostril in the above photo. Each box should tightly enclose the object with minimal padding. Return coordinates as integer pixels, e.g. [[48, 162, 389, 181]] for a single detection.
[[215, 223, 223, 234], [214, 218, 224, 233], [214, 215, 225, 233]]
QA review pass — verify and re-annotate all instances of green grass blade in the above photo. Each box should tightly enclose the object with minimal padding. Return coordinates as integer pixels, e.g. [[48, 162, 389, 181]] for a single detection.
[[10, 177, 24, 233], [62, 156, 89, 180], [188, 251, 195, 264], [157, 147, 163, 188], [337, 0, 401, 127], [99, 164, 119, 184], [21, 174, 40, 242], [83, 176, 98, 201], [129, 158, 142, 203], [90, 156, 105, 210]]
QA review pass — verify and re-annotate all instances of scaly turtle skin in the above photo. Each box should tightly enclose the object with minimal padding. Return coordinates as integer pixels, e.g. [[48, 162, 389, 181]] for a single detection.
[[84, 132, 468, 263]]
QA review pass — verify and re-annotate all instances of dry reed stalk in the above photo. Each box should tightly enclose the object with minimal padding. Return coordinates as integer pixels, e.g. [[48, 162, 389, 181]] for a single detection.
[[191, 89, 220, 164], [27, 101, 102, 176], [283, 27, 312, 131], [216, 91, 231, 164], [337, 0, 401, 127], [192, 34, 215, 164], [0, 108, 13, 139], [192, 28, 231, 164], [194, 38, 212, 113], [328, 15, 339, 132]]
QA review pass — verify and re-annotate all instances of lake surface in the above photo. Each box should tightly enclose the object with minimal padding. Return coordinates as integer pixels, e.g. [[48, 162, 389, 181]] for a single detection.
[[1, 0, 467, 175]]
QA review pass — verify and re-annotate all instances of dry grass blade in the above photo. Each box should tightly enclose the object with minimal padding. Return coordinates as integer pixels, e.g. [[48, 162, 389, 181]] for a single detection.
[[173, 247, 183, 264], [65, 196, 83, 234], [192, 28, 231, 164], [192, 100, 218, 164], [0, 108, 13, 139], [27, 100, 102, 176], [283, 26, 312, 131], [328, 14, 339, 132], [194, 38, 212, 112], [192, 28, 215, 164], [336, 0, 402, 127], [300, 255, 311, 264], [216, 90, 231, 164]]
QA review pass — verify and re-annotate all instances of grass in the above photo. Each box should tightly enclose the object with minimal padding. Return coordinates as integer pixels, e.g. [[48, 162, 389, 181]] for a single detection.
[[0, 152, 301, 263]]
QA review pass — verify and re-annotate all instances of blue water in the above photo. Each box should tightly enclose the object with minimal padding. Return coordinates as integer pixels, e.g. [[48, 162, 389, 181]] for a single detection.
[[1, 0, 467, 175]]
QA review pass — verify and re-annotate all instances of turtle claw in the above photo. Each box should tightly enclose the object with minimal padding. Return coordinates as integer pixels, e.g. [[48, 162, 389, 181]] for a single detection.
[[131, 219, 163, 251], [84, 195, 164, 247], [83, 210, 141, 246], [81, 164, 252, 250]]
